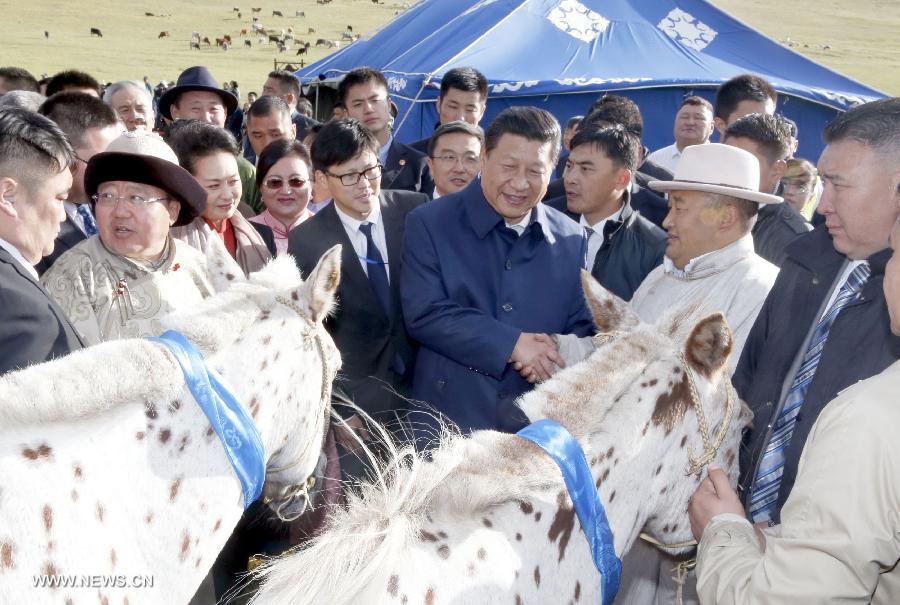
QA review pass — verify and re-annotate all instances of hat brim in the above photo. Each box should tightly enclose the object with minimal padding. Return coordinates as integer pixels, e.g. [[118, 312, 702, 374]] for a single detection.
[[85, 152, 208, 226], [648, 180, 783, 205], [158, 85, 238, 120]]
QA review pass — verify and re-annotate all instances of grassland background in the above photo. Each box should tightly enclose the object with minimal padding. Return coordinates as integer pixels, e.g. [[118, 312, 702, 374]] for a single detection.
[[1, 0, 898, 100]]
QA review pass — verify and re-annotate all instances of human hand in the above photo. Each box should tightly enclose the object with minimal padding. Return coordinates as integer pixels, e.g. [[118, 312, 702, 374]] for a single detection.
[[334, 414, 371, 450], [688, 464, 745, 540], [511, 332, 565, 383]]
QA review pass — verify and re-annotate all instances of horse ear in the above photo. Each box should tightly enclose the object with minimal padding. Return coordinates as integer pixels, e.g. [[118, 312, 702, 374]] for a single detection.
[[299, 244, 341, 322], [684, 313, 734, 379], [204, 233, 247, 291], [581, 270, 640, 333]]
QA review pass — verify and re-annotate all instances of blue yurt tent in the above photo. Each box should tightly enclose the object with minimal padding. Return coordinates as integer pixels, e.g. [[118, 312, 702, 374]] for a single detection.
[[297, 0, 885, 161]]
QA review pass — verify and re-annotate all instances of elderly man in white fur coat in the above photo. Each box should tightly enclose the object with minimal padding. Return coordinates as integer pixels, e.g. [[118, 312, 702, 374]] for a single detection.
[[549, 142, 782, 604]]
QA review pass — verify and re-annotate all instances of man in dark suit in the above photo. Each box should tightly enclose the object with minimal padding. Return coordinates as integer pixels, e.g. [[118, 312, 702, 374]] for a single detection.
[[736, 98, 900, 525], [289, 118, 427, 478], [401, 107, 594, 444], [36, 92, 122, 273], [409, 67, 488, 155], [545, 125, 666, 301], [0, 108, 84, 374], [338, 67, 433, 194]]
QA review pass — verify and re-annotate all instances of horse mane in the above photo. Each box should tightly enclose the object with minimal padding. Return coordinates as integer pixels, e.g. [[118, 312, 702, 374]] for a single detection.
[[251, 334, 667, 604]]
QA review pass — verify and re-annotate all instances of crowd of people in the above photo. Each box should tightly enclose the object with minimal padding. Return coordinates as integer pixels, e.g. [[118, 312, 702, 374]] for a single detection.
[[0, 59, 898, 604]]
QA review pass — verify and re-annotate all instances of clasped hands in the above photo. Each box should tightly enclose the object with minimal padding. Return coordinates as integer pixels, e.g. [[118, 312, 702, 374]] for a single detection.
[[510, 332, 565, 384]]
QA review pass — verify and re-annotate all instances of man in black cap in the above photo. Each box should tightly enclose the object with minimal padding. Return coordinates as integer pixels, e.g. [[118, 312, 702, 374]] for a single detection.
[[158, 66, 261, 213]]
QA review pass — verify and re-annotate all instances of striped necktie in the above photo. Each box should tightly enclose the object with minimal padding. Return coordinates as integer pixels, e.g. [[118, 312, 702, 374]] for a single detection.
[[748, 263, 871, 522], [76, 204, 98, 236]]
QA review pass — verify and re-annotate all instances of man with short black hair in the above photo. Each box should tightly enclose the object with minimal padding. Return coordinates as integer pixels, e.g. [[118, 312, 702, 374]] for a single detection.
[[736, 96, 900, 530], [426, 120, 483, 198], [554, 114, 583, 178], [713, 73, 777, 138], [289, 118, 427, 479], [45, 69, 101, 98], [262, 70, 318, 142], [724, 113, 811, 265], [647, 95, 714, 173], [0, 66, 39, 96], [245, 95, 296, 158], [339, 67, 432, 194], [0, 108, 83, 373], [410, 66, 488, 153], [402, 106, 594, 441], [546, 125, 666, 300], [37, 92, 122, 272], [559, 100, 670, 227]]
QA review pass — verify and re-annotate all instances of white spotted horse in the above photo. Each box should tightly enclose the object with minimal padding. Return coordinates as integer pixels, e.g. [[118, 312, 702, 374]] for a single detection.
[[250, 272, 752, 605], [0, 244, 343, 604]]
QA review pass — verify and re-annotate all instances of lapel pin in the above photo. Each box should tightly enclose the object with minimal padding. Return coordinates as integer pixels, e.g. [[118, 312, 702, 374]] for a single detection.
[[399, 159, 406, 167]]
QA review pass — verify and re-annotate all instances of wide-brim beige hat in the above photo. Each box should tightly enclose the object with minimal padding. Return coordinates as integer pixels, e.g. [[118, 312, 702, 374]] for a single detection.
[[648, 143, 783, 205], [85, 130, 207, 226]]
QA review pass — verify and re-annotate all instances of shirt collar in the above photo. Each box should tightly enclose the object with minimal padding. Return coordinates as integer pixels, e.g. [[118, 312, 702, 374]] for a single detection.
[[464, 178, 552, 242], [334, 198, 382, 233], [579, 203, 624, 232], [662, 234, 756, 280], [0, 236, 39, 281]]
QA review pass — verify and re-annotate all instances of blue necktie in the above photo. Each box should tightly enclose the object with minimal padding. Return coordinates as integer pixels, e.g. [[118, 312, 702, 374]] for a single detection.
[[359, 222, 405, 376], [358, 222, 390, 316], [77, 204, 98, 236], [749, 263, 871, 522]]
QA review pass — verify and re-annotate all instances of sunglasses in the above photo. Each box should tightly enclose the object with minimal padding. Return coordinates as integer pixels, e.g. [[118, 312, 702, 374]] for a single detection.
[[263, 176, 307, 190]]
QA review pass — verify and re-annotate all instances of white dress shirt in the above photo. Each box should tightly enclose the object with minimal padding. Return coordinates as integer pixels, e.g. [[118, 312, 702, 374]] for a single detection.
[[821, 259, 870, 320], [580, 204, 624, 270], [379, 135, 393, 166], [0, 236, 39, 281], [505, 210, 532, 236], [334, 202, 390, 282]]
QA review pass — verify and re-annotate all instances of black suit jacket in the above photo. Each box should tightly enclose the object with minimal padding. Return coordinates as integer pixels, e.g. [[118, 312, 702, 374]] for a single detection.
[[0, 247, 84, 374], [544, 192, 666, 300], [287, 190, 428, 419], [382, 139, 433, 195], [36, 215, 87, 275]]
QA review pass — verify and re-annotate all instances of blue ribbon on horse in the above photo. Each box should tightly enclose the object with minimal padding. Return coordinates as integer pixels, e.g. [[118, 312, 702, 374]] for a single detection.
[[147, 330, 266, 509], [517, 419, 622, 605]]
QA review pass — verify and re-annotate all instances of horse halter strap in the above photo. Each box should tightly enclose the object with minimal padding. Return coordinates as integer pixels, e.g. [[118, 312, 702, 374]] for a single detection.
[[262, 295, 335, 522]]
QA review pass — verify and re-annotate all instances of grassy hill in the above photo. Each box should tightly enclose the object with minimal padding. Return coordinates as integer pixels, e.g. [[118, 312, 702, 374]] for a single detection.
[[2, 0, 897, 99]]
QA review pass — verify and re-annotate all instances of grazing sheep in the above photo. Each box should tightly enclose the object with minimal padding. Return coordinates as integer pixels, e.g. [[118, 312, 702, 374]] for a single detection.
[[90, 27, 103, 37]]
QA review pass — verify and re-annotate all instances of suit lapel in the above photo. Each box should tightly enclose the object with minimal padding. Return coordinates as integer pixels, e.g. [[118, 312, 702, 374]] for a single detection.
[[380, 192, 404, 291], [0, 248, 86, 347], [58, 216, 88, 251], [317, 203, 383, 314], [381, 140, 403, 190]]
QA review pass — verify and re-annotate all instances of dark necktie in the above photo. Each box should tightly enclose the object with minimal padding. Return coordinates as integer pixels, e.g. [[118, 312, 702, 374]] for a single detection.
[[77, 204, 98, 236], [359, 222, 406, 376], [358, 222, 390, 316]]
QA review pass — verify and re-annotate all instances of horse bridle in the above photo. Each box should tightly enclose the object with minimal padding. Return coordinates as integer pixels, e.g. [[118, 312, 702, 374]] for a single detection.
[[260, 294, 335, 522], [593, 331, 736, 552]]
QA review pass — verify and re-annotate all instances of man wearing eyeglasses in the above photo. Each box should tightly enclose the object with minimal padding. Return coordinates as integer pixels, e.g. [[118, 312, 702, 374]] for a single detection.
[[288, 118, 428, 484], [426, 121, 484, 199], [36, 92, 123, 273]]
